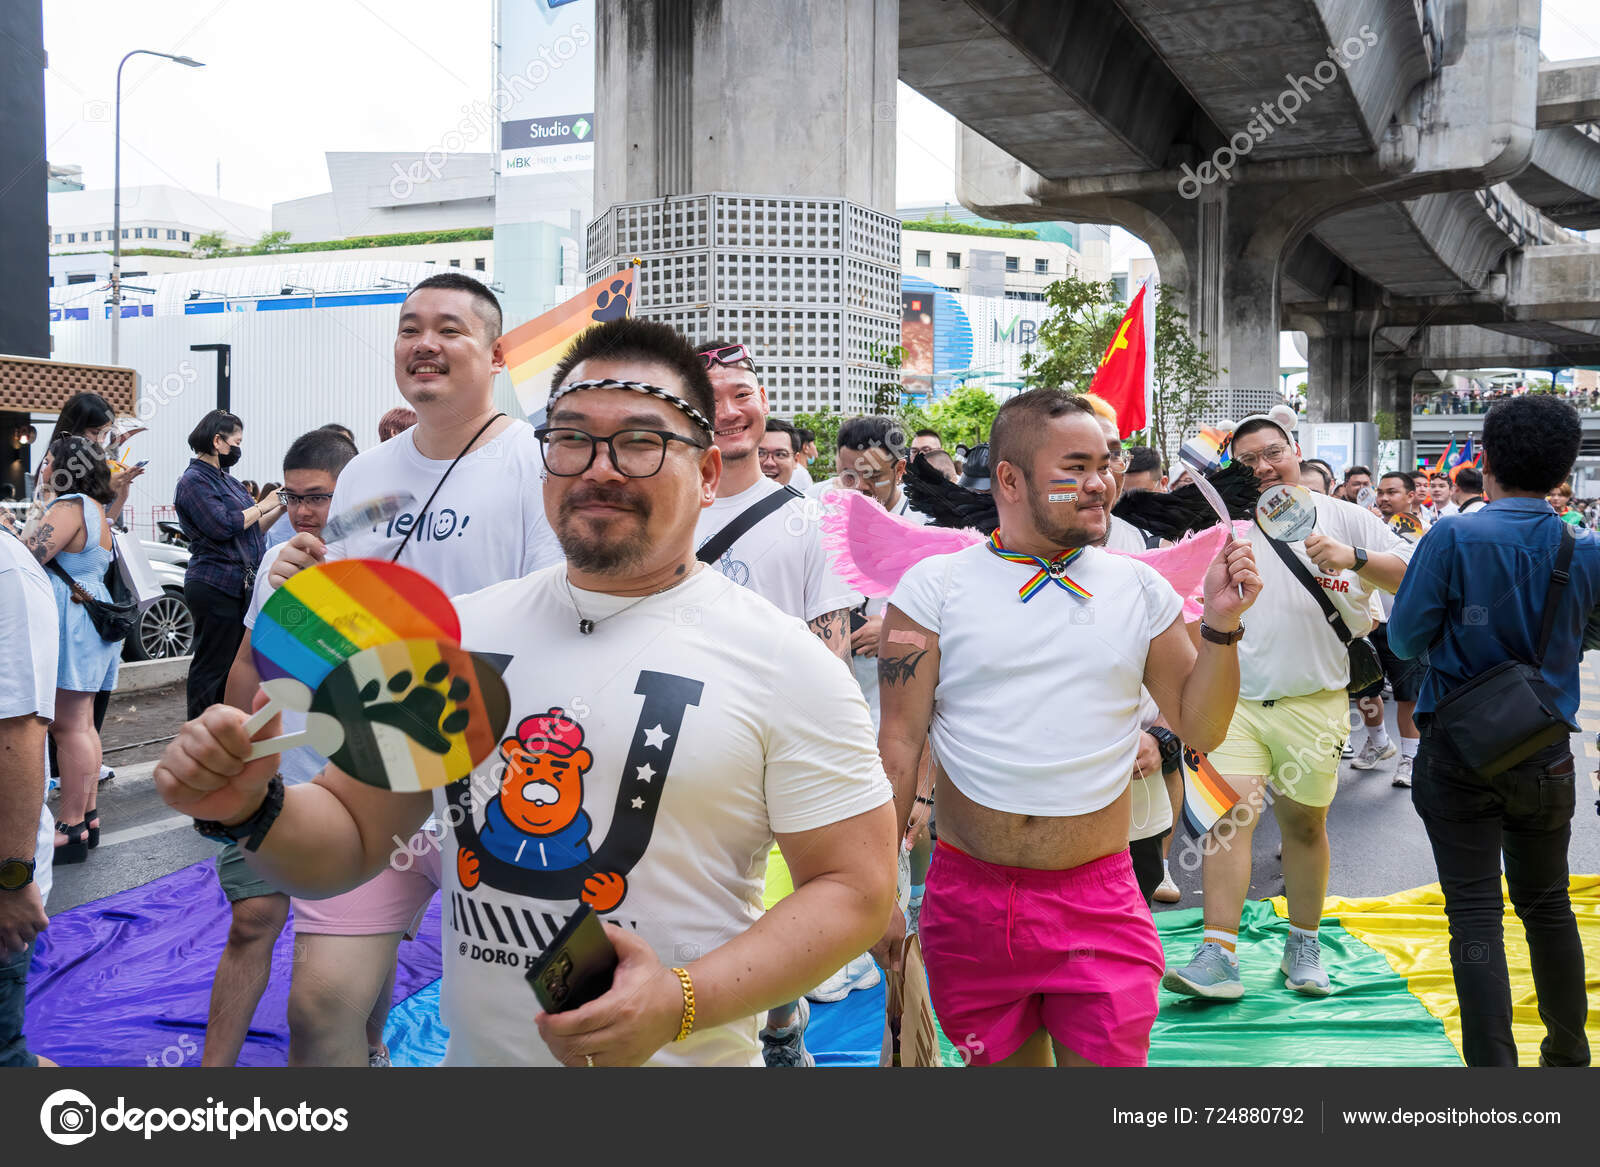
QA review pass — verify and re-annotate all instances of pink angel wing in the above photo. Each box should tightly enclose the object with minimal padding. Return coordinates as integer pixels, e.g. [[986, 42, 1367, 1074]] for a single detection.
[[1104, 521, 1250, 622], [819, 489, 981, 596]]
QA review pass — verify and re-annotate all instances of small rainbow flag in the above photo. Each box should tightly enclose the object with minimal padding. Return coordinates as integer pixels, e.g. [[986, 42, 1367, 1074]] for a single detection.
[[985, 531, 1092, 602], [502, 265, 637, 424], [1181, 747, 1245, 837], [1179, 426, 1232, 475]]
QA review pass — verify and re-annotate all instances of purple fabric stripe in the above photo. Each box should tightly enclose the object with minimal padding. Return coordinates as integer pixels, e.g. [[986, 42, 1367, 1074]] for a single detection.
[[22, 860, 442, 1067]]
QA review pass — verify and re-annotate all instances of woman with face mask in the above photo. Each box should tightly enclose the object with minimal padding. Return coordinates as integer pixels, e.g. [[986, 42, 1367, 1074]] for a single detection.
[[174, 410, 285, 718]]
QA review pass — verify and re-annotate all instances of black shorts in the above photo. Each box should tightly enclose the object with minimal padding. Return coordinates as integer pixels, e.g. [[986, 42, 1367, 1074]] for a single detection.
[[1369, 621, 1424, 703]]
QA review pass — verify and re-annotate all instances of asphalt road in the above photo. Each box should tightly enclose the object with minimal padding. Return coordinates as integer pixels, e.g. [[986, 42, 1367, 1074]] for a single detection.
[[45, 666, 1600, 916]]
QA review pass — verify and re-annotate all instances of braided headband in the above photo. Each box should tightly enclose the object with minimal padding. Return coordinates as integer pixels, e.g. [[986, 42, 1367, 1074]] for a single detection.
[[547, 378, 713, 436]]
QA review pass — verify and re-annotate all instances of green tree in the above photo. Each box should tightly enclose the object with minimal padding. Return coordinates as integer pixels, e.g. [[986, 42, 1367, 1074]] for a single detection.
[[251, 229, 292, 254], [790, 409, 842, 477], [191, 230, 227, 258], [925, 383, 1000, 450], [1021, 275, 1124, 392], [1022, 275, 1220, 460]]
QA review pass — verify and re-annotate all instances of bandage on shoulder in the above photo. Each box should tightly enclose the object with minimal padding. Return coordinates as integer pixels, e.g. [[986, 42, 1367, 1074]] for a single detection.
[[887, 629, 928, 649]]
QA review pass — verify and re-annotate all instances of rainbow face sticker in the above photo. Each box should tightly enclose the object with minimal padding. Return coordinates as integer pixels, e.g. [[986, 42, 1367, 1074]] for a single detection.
[[1049, 476, 1079, 503]]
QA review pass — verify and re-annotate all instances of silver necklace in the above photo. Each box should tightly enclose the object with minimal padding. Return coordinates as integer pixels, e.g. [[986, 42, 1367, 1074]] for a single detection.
[[563, 563, 700, 634]]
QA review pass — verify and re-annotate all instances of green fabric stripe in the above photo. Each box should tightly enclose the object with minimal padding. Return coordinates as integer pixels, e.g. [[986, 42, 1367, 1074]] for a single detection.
[[931, 901, 1458, 1067]]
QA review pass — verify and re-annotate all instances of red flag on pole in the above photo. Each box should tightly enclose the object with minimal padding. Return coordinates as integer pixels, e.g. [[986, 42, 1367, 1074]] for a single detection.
[[1087, 276, 1155, 438]]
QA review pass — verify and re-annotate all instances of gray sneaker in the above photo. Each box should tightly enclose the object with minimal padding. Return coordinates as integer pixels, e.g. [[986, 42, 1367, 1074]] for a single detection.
[[1351, 737, 1397, 770], [1391, 756, 1413, 788], [1281, 931, 1331, 996], [1161, 941, 1244, 1000], [759, 997, 814, 1067]]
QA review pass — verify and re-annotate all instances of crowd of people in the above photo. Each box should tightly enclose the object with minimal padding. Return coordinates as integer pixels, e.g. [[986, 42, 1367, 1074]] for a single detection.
[[1, 272, 1593, 1070], [1414, 385, 1600, 415]]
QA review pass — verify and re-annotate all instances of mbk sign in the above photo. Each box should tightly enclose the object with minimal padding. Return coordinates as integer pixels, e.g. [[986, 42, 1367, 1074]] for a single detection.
[[994, 315, 1040, 347]]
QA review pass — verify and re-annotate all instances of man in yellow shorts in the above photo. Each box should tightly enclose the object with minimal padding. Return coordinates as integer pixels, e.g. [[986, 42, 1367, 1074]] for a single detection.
[[1163, 413, 1413, 1000]]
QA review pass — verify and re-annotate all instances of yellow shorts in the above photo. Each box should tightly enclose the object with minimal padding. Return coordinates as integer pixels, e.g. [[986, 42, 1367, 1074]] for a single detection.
[[1207, 688, 1349, 808]]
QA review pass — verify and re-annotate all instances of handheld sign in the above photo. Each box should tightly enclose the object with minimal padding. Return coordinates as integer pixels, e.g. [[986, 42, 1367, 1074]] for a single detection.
[[1355, 485, 1376, 510], [248, 638, 510, 791], [245, 559, 461, 737], [1389, 511, 1424, 537], [1256, 483, 1318, 542]]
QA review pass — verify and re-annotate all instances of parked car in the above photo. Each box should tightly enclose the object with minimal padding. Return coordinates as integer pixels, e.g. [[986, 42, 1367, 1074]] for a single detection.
[[126, 536, 193, 661]]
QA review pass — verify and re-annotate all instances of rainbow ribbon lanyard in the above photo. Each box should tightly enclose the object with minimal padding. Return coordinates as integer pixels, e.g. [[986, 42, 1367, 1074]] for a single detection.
[[985, 531, 1093, 603]]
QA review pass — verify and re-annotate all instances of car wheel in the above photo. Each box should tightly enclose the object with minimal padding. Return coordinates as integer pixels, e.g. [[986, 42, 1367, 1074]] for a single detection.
[[127, 588, 195, 660]]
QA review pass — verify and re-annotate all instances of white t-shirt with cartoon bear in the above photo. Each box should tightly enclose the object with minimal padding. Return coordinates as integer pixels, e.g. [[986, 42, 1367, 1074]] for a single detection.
[[435, 564, 891, 1066]]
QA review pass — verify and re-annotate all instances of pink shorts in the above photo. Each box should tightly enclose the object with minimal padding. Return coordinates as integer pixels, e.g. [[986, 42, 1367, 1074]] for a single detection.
[[919, 842, 1164, 1067], [291, 829, 441, 939]]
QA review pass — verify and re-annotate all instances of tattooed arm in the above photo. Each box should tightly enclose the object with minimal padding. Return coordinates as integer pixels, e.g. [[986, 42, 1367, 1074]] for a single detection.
[[23, 499, 85, 568], [876, 604, 941, 841], [806, 607, 852, 663]]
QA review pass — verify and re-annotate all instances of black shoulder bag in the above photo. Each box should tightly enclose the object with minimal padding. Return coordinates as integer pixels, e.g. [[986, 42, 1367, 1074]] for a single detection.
[[48, 552, 139, 644], [1426, 524, 1576, 779], [1265, 537, 1385, 694], [695, 484, 803, 566]]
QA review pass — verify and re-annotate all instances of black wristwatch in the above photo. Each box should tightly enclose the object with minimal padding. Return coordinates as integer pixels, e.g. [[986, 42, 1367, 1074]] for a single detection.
[[1199, 621, 1244, 646], [0, 857, 36, 891], [1147, 726, 1183, 773], [1352, 546, 1369, 572], [193, 774, 285, 852]]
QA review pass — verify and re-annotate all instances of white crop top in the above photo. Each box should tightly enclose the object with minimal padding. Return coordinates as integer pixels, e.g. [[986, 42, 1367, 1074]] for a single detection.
[[889, 542, 1184, 817]]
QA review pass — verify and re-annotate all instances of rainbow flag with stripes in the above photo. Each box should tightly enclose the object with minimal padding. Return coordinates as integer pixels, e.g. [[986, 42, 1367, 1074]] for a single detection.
[[502, 266, 637, 424]]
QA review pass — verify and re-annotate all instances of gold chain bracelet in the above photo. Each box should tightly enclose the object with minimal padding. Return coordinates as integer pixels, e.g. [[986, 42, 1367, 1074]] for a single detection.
[[671, 966, 696, 1042]]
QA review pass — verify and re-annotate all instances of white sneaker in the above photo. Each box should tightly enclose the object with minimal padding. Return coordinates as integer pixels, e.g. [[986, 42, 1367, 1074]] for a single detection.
[[1392, 756, 1413, 788], [1350, 737, 1397, 770], [805, 953, 882, 1003], [1152, 872, 1181, 903]]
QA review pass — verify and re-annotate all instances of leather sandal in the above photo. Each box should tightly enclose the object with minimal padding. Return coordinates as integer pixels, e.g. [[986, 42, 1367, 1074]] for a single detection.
[[54, 820, 89, 865], [85, 806, 100, 849]]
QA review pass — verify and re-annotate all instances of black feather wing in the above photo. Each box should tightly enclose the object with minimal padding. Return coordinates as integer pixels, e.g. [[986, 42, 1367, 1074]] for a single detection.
[[1112, 461, 1260, 539], [902, 453, 999, 534]]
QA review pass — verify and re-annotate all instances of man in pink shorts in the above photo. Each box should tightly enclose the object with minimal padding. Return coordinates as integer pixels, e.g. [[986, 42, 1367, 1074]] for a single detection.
[[877, 390, 1259, 1066]]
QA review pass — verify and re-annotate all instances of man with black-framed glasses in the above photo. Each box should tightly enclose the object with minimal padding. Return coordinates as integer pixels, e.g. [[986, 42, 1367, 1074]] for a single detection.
[[1164, 412, 1413, 1003], [156, 317, 895, 1067]]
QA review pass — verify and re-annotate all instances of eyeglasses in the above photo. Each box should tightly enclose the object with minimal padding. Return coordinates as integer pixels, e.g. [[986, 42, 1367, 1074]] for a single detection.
[[280, 491, 334, 507], [1107, 451, 1132, 473], [757, 447, 794, 461], [699, 344, 757, 373], [534, 427, 707, 478], [1231, 442, 1292, 470]]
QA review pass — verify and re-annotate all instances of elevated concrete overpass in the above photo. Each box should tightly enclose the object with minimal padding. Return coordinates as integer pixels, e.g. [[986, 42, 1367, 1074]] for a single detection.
[[900, 0, 1600, 428]]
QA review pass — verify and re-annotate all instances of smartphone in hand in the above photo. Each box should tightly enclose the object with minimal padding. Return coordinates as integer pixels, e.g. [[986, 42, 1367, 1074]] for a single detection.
[[525, 904, 619, 1013]]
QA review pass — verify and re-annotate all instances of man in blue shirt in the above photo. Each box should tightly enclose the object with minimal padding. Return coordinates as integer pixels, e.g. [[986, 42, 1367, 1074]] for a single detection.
[[1389, 394, 1596, 1067]]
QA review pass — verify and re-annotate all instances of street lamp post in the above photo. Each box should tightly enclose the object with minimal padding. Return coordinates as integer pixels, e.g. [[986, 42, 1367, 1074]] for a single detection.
[[112, 49, 205, 366]]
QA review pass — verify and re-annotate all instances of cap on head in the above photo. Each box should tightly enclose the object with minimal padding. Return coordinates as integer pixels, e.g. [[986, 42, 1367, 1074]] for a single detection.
[[959, 442, 992, 491]]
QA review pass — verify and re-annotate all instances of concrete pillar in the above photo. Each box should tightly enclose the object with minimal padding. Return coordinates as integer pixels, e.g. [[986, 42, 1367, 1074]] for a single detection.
[[589, 0, 900, 416], [1305, 328, 1374, 424], [595, 0, 897, 214]]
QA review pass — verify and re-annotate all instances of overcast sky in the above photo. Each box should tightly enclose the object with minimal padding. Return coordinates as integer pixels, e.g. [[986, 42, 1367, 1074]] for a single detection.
[[43, 0, 1600, 276]]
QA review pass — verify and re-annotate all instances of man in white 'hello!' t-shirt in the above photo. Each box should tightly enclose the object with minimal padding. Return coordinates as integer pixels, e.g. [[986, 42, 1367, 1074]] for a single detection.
[[154, 317, 895, 1067]]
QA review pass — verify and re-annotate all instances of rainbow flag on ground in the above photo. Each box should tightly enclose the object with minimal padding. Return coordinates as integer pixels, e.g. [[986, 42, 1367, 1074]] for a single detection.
[[501, 265, 637, 424]]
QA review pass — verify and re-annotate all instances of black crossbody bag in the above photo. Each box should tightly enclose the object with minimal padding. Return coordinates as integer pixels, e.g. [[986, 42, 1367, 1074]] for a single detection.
[[695, 484, 802, 565], [1265, 537, 1384, 694], [1426, 524, 1576, 779]]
